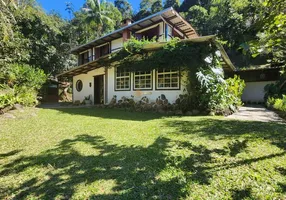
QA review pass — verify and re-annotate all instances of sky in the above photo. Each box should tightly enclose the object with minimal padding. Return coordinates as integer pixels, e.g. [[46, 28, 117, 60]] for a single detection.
[[37, 0, 141, 19]]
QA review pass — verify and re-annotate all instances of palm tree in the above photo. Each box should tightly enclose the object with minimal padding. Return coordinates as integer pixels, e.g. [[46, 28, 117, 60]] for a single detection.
[[82, 0, 122, 38], [83, 0, 113, 25]]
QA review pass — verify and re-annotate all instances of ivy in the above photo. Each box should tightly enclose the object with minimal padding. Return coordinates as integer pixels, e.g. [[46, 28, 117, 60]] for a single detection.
[[105, 37, 216, 73], [101, 38, 245, 115]]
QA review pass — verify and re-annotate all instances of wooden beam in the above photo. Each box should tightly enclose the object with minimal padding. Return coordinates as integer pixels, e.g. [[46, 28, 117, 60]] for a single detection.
[[185, 30, 195, 33], [166, 15, 177, 21], [174, 21, 185, 26], [161, 16, 188, 39]]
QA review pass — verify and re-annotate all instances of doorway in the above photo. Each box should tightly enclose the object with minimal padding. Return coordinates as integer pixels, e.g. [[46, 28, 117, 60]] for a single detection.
[[94, 75, 104, 104]]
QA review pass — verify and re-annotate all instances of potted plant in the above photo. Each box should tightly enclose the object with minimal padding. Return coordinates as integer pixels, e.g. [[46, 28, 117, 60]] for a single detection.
[[84, 95, 92, 105]]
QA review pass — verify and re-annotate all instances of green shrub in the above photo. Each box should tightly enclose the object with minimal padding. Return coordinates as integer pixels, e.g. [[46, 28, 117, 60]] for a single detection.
[[266, 97, 276, 108], [0, 85, 16, 108], [264, 78, 286, 100], [14, 86, 38, 106], [273, 95, 286, 112], [3, 63, 47, 90], [0, 64, 47, 109], [196, 66, 245, 115]]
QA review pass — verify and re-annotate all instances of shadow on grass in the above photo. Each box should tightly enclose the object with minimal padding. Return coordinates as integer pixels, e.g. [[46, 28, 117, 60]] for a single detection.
[[0, 135, 188, 199], [231, 188, 252, 200], [51, 107, 165, 121], [165, 118, 286, 151], [0, 150, 22, 159], [1, 118, 285, 199]]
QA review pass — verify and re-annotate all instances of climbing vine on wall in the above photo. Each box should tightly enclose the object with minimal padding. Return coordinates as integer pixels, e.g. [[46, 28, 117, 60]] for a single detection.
[[100, 38, 245, 115], [104, 37, 217, 73]]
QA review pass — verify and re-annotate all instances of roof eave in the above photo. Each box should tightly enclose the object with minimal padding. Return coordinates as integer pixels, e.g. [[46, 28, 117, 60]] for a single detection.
[[58, 36, 236, 78], [70, 7, 175, 54]]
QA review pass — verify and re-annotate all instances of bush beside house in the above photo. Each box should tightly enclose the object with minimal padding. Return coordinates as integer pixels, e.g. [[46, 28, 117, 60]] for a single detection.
[[0, 64, 47, 113], [264, 77, 286, 118]]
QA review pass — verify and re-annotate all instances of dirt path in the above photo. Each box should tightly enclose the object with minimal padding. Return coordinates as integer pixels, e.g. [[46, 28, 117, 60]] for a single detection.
[[227, 105, 284, 123]]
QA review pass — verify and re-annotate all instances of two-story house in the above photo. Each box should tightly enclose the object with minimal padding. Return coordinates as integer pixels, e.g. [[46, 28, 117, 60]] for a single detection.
[[57, 7, 235, 104]]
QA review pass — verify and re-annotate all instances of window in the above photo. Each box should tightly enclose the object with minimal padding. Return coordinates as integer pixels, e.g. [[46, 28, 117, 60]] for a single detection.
[[80, 51, 89, 65], [156, 69, 180, 89], [115, 68, 130, 90], [76, 80, 83, 92], [134, 71, 152, 90]]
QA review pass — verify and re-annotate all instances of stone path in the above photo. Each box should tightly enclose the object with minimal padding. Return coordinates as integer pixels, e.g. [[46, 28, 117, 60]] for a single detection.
[[227, 105, 284, 123]]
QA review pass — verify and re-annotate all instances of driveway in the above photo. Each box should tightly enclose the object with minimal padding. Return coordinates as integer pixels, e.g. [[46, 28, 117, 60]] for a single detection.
[[227, 105, 284, 123]]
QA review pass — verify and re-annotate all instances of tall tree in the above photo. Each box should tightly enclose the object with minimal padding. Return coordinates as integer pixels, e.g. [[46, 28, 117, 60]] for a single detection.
[[151, 0, 163, 13], [185, 5, 209, 35], [114, 0, 133, 19], [248, 0, 286, 68], [163, 0, 180, 10], [132, 9, 151, 21], [140, 0, 156, 11], [179, 0, 197, 12], [0, 0, 17, 41], [84, 0, 122, 37]]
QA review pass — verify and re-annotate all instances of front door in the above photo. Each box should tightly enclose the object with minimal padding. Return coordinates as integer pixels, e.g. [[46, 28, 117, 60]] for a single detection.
[[94, 75, 104, 104]]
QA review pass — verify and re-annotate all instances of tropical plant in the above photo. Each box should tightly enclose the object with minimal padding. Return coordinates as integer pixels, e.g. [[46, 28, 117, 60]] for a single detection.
[[0, 64, 47, 109], [196, 63, 245, 114], [273, 95, 286, 112], [264, 78, 286, 100], [84, 0, 122, 35]]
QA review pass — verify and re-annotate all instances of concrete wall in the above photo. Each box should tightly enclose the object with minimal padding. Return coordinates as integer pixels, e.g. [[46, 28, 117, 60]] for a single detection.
[[242, 81, 276, 102]]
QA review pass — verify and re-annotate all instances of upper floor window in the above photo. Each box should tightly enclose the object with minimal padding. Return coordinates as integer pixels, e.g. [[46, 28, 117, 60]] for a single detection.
[[135, 25, 159, 41], [79, 51, 89, 65], [99, 44, 110, 57], [134, 71, 152, 90], [115, 68, 130, 91], [156, 69, 180, 90]]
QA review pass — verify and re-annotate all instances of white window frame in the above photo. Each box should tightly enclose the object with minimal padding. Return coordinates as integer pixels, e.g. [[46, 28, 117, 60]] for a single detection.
[[156, 69, 180, 90], [115, 68, 130, 91], [133, 71, 153, 90]]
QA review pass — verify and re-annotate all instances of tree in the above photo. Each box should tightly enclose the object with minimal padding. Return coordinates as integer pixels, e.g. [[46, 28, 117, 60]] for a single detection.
[[132, 9, 152, 21], [0, 0, 30, 70], [248, 0, 286, 68], [0, 0, 17, 41], [140, 0, 156, 11], [83, 0, 122, 38], [185, 5, 209, 36], [151, 0, 163, 13], [114, 0, 133, 19], [163, 0, 180, 10], [179, 0, 197, 12]]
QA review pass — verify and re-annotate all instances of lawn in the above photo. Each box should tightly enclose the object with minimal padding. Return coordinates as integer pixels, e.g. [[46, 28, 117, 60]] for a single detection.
[[0, 107, 285, 199]]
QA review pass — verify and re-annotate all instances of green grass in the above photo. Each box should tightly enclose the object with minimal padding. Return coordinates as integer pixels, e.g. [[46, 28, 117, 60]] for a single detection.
[[0, 108, 285, 199]]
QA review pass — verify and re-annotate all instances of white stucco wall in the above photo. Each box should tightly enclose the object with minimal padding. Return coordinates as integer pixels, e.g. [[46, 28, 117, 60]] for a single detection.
[[242, 81, 276, 102], [111, 38, 123, 52], [73, 68, 105, 103], [107, 67, 187, 104], [73, 67, 187, 104]]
